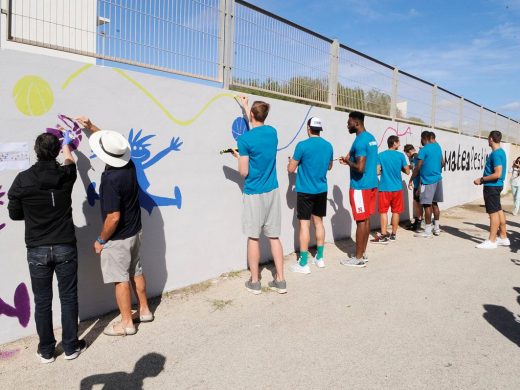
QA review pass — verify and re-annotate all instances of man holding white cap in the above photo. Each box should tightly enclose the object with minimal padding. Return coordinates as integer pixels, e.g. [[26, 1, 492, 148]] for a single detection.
[[288, 117, 333, 273], [77, 117, 153, 336]]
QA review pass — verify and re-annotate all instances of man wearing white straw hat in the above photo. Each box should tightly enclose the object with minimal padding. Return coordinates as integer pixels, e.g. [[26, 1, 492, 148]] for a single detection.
[[77, 117, 153, 336]]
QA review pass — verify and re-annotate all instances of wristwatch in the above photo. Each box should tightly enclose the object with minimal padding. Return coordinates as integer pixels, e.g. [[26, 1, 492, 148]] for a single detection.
[[97, 236, 106, 245], [480, 177, 485, 184]]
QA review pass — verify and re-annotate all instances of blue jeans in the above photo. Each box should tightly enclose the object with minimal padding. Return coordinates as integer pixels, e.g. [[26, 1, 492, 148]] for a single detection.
[[27, 244, 79, 357]]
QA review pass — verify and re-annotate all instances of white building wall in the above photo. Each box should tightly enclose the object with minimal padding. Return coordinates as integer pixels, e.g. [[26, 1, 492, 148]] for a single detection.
[[0, 49, 510, 344]]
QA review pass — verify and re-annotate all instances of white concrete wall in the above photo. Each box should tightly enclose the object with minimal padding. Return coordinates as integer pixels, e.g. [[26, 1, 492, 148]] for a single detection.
[[0, 49, 511, 344]]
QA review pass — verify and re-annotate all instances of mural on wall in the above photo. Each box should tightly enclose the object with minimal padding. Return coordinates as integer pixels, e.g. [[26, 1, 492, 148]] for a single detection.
[[377, 126, 413, 148], [0, 283, 30, 328], [129, 129, 183, 214], [277, 106, 313, 152], [45, 114, 84, 151], [0, 185, 5, 231], [231, 117, 249, 140], [87, 129, 183, 214], [13, 75, 54, 116]]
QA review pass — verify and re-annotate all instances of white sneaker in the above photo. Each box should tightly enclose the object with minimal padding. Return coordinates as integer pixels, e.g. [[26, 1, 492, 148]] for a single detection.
[[36, 351, 55, 364], [290, 262, 311, 274], [433, 228, 441, 236], [476, 240, 498, 249], [414, 230, 433, 238], [312, 256, 326, 268], [496, 237, 510, 246], [362, 253, 368, 262]]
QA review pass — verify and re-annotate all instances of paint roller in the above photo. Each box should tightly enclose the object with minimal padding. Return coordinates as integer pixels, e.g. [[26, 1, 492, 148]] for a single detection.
[[220, 148, 238, 155]]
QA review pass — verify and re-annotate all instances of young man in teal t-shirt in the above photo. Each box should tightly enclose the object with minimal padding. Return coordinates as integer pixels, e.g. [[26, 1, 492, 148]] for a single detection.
[[339, 111, 378, 267], [288, 117, 333, 274], [233, 96, 286, 294], [409, 131, 444, 238], [372, 135, 410, 244], [473, 130, 509, 249]]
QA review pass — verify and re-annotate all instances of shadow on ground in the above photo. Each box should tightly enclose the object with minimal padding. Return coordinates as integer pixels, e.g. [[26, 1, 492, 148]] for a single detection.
[[80, 352, 166, 389], [483, 287, 520, 348]]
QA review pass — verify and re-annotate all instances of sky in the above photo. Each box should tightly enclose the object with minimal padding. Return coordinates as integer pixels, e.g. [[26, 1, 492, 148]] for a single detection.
[[246, 0, 520, 120]]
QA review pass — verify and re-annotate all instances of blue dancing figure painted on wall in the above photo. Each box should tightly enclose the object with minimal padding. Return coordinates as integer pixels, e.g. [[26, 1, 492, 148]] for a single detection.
[[129, 129, 183, 214], [87, 129, 183, 214]]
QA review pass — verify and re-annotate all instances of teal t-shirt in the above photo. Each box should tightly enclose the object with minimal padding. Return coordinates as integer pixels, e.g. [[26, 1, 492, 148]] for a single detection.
[[483, 148, 507, 187], [417, 142, 443, 185], [293, 137, 333, 194], [237, 125, 279, 195], [349, 131, 378, 190], [378, 150, 408, 192]]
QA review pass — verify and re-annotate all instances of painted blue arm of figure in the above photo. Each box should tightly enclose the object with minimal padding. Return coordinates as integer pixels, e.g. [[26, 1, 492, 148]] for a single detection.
[[142, 137, 183, 169]]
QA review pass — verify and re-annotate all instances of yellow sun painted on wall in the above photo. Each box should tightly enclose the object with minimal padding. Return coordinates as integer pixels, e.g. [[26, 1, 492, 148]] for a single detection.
[[13, 75, 54, 116]]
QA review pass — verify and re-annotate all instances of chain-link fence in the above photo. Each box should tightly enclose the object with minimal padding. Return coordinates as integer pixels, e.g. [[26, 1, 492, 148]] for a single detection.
[[6, 0, 520, 142]]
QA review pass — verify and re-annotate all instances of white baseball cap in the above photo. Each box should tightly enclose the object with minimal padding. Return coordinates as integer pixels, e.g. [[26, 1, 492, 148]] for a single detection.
[[308, 117, 323, 131]]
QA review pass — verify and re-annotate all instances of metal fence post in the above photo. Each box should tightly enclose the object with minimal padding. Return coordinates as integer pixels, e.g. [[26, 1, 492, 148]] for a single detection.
[[431, 85, 437, 129], [219, 0, 234, 90], [479, 106, 484, 137], [328, 39, 339, 110], [458, 97, 464, 134], [390, 68, 398, 120]]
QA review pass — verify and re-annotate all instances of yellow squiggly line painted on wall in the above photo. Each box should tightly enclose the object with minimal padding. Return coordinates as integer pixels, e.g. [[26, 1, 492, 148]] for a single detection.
[[61, 63, 237, 126], [61, 64, 93, 90], [113, 69, 237, 126]]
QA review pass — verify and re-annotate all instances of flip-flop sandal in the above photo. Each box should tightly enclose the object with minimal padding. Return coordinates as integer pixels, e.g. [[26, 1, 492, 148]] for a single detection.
[[103, 323, 137, 336], [132, 313, 154, 323], [139, 313, 154, 323]]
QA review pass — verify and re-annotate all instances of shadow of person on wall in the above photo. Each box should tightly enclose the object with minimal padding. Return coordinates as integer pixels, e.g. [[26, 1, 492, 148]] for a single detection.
[[328, 185, 354, 254], [286, 172, 299, 254], [80, 352, 166, 390], [74, 151, 168, 348], [222, 165, 244, 192]]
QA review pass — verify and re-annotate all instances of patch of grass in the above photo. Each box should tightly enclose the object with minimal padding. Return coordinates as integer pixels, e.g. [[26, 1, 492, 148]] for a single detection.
[[221, 270, 242, 279], [211, 299, 233, 311], [162, 280, 213, 300]]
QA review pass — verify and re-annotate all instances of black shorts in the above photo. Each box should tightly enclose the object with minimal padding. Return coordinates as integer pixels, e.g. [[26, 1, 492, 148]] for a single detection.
[[297, 192, 327, 220], [483, 186, 503, 214]]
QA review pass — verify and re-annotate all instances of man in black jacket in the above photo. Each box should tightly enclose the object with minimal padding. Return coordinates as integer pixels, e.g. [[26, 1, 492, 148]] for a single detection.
[[8, 131, 87, 363]]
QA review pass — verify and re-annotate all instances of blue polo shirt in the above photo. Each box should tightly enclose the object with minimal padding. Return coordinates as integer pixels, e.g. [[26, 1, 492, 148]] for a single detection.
[[100, 160, 142, 240], [483, 148, 507, 187], [349, 131, 378, 190], [237, 125, 279, 195], [378, 150, 408, 192], [293, 136, 333, 194], [417, 142, 443, 185]]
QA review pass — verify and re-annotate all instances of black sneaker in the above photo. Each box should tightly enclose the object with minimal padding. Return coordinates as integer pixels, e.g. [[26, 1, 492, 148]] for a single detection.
[[64, 339, 88, 361], [389, 234, 396, 242], [371, 233, 389, 244]]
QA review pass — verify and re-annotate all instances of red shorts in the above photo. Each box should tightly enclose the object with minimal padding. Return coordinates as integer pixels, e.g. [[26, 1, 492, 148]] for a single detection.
[[349, 188, 377, 221], [378, 190, 404, 213]]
